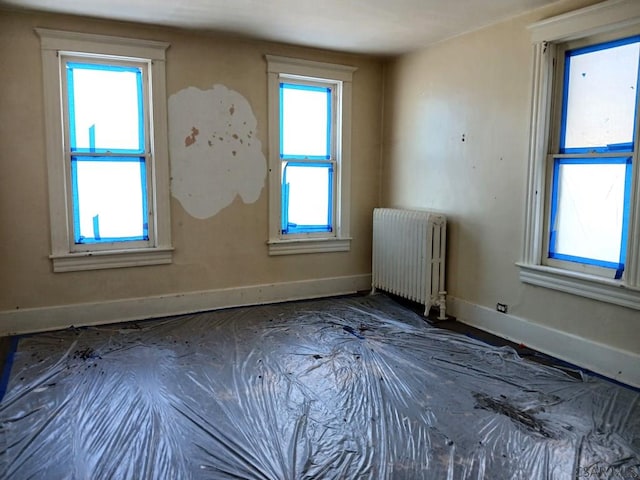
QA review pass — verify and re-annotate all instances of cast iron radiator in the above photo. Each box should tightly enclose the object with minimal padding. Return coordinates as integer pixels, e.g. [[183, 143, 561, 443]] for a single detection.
[[372, 208, 447, 317]]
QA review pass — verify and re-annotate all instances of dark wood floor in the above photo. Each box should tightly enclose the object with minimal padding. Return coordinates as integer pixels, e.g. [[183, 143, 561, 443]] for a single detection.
[[390, 294, 586, 380]]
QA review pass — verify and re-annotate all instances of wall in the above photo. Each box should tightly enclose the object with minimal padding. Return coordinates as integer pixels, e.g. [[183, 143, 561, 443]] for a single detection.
[[382, 0, 640, 386], [0, 9, 383, 330]]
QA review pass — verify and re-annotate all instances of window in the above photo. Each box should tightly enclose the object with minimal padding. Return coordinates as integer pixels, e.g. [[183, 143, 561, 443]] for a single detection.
[[266, 55, 356, 255], [520, 0, 640, 309], [66, 60, 150, 245], [36, 29, 173, 272], [546, 36, 638, 278], [280, 82, 334, 235]]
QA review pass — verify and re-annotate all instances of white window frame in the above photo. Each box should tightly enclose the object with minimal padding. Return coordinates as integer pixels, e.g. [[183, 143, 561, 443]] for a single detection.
[[519, 0, 640, 310], [36, 29, 173, 272], [265, 55, 356, 255]]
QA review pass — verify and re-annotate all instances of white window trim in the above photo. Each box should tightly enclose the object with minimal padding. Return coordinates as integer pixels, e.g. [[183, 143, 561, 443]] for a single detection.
[[265, 55, 356, 255], [35, 28, 173, 272], [520, 0, 640, 309]]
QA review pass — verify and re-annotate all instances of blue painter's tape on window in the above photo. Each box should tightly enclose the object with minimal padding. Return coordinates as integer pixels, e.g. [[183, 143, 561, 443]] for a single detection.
[[279, 84, 284, 160], [561, 145, 634, 154], [552, 157, 631, 166], [72, 148, 147, 155], [548, 157, 561, 258], [281, 161, 333, 234], [559, 35, 640, 154], [139, 159, 149, 239], [136, 67, 145, 153], [280, 83, 329, 94], [77, 235, 148, 244], [286, 224, 332, 234], [326, 87, 332, 160], [279, 82, 332, 159], [606, 142, 634, 152], [548, 156, 631, 273], [67, 62, 142, 74], [549, 252, 624, 271], [67, 66, 78, 152], [71, 155, 148, 244], [281, 154, 332, 160], [71, 155, 82, 244], [568, 34, 640, 57], [281, 181, 289, 234], [558, 52, 571, 154], [548, 230, 557, 259], [618, 158, 633, 273], [89, 124, 96, 152], [92, 215, 101, 241], [66, 62, 145, 155]]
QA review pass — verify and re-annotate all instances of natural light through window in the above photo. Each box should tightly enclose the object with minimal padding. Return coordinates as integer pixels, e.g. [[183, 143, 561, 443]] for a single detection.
[[550, 160, 629, 266], [266, 55, 355, 255], [281, 84, 331, 158], [73, 160, 147, 242], [282, 163, 332, 232], [520, 0, 640, 310], [562, 42, 639, 150], [37, 28, 172, 272], [279, 82, 335, 235], [68, 64, 143, 152], [547, 36, 639, 276], [66, 61, 148, 244]]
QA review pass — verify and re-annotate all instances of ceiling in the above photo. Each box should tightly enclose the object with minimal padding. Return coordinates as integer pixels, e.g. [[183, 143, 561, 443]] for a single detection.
[[2, 0, 561, 55]]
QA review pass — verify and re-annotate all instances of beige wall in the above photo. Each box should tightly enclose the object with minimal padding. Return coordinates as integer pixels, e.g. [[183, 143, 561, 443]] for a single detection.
[[0, 10, 383, 311], [382, 0, 640, 356]]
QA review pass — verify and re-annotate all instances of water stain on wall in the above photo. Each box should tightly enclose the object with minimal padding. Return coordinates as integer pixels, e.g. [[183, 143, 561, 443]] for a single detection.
[[184, 127, 199, 147], [168, 85, 266, 219]]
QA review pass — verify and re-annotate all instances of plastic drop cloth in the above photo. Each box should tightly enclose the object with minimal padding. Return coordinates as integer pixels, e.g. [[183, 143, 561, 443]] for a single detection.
[[0, 295, 639, 479]]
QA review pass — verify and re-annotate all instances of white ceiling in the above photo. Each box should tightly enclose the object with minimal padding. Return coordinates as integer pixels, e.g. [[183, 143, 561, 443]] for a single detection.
[[2, 0, 561, 55]]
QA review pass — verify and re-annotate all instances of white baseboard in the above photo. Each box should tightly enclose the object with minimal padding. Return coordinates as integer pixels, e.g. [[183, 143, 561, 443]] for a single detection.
[[0, 274, 372, 336], [449, 296, 640, 389]]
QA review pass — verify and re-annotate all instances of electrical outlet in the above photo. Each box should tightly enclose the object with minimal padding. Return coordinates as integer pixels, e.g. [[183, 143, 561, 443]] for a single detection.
[[496, 303, 508, 314]]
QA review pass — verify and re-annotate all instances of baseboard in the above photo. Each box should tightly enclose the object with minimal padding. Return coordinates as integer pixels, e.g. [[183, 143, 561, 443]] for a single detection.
[[448, 296, 640, 389], [0, 274, 372, 336]]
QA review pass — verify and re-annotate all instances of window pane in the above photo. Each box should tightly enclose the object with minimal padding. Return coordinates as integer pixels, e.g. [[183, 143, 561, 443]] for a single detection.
[[72, 158, 148, 243], [67, 63, 144, 153], [280, 83, 331, 158], [550, 160, 630, 265], [562, 39, 640, 151], [282, 163, 332, 233]]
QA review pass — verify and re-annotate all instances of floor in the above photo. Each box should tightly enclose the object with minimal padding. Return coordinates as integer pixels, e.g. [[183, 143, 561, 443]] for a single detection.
[[0, 294, 638, 479], [404, 295, 585, 380]]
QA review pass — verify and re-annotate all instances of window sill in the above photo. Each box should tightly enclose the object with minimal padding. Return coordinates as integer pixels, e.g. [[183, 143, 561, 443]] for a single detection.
[[268, 237, 351, 256], [51, 247, 174, 272], [517, 262, 640, 310]]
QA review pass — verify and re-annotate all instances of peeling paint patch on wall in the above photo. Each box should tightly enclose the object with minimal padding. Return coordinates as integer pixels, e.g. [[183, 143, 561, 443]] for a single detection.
[[168, 85, 266, 219]]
